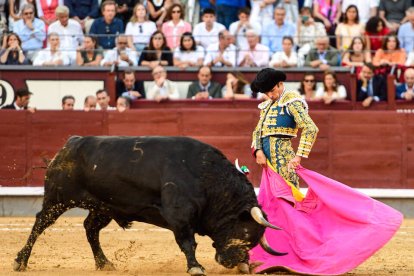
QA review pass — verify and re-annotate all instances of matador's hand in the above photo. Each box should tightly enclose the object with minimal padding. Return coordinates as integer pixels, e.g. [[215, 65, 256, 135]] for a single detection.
[[288, 155, 301, 171], [255, 150, 267, 167]]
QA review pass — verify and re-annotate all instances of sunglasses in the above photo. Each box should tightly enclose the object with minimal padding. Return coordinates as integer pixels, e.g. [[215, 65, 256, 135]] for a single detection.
[[304, 79, 315, 83]]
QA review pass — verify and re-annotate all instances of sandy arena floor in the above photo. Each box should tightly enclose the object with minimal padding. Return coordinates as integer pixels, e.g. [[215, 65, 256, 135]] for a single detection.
[[0, 217, 413, 276]]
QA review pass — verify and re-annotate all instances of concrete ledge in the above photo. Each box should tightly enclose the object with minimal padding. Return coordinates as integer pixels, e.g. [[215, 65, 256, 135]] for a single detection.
[[1, 187, 414, 217]]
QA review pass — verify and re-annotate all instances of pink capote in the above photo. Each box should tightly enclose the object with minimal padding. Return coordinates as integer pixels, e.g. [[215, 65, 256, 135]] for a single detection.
[[249, 165, 403, 275]]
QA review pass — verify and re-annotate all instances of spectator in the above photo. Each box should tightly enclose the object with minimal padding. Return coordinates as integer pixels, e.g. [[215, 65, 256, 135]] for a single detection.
[[173, 32, 204, 69], [341, 0, 379, 24], [222, 71, 252, 99], [101, 34, 137, 67], [379, 0, 411, 32], [237, 29, 270, 67], [295, 6, 327, 57], [373, 34, 406, 67], [204, 30, 237, 67], [48, 5, 84, 64], [229, 7, 261, 49], [357, 62, 387, 107], [262, 7, 296, 54], [187, 66, 222, 99], [298, 72, 317, 101], [364, 16, 390, 52], [96, 89, 116, 110], [216, 0, 246, 29], [269, 36, 298, 68], [0, 33, 29, 64], [1, 87, 35, 112], [83, 95, 97, 111], [276, 0, 299, 25], [335, 5, 364, 51], [397, 7, 414, 54], [139, 31, 173, 68], [116, 70, 145, 99], [342, 36, 371, 68], [125, 3, 157, 55], [312, 0, 341, 33], [396, 68, 414, 101], [116, 96, 131, 112], [315, 71, 347, 104], [89, 1, 124, 50], [162, 3, 192, 50], [304, 36, 340, 70], [193, 8, 225, 49], [147, 0, 176, 27], [64, 0, 99, 33], [61, 95, 75, 110], [111, 0, 137, 26], [249, 0, 274, 28], [147, 65, 180, 101], [76, 35, 103, 66], [35, 0, 63, 27], [8, 0, 37, 32], [14, 4, 46, 58], [33, 32, 70, 66]]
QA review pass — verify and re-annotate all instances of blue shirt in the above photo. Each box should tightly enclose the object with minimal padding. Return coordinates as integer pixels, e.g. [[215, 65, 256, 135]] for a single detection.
[[199, 0, 214, 8], [90, 17, 124, 49], [261, 21, 296, 53], [13, 19, 46, 51], [216, 0, 246, 7], [64, 0, 99, 19], [398, 22, 414, 53]]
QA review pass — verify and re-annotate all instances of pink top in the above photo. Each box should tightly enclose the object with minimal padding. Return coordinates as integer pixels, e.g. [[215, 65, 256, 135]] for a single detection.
[[161, 20, 192, 50], [314, 0, 340, 22]]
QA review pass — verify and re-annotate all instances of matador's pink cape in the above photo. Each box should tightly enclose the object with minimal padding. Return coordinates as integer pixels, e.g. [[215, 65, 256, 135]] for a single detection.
[[249, 165, 403, 275]]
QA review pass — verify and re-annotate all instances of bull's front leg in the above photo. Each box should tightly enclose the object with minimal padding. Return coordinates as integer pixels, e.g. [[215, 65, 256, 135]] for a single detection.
[[173, 228, 205, 276]]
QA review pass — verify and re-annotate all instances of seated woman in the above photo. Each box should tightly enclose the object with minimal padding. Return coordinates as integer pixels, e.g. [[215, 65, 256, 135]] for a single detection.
[[335, 5, 364, 51], [315, 71, 347, 104], [298, 73, 317, 101], [161, 3, 192, 50], [173, 32, 204, 69], [373, 34, 406, 67], [365, 16, 390, 52], [342, 36, 371, 68], [222, 71, 252, 99], [0, 32, 28, 65], [139, 31, 173, 69], [269, 36, 298, 68], [76, 35, 103, 66], [32, 32, 70, 66]]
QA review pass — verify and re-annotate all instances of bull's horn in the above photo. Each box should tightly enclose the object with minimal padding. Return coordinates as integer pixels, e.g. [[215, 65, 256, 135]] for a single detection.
[[250, 207, 282, 230], [260, 236, 288, 256]]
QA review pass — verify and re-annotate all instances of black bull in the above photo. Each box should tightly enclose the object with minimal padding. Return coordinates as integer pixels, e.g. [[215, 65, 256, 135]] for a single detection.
[[14, 136, 284, 275]]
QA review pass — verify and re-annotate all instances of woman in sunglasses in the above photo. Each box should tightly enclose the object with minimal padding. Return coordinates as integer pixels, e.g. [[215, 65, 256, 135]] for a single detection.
[[139, 30, 173, 69], [125, 3, 157, 55], [298, 73, 317, 101], [161, 3, 191, 50]]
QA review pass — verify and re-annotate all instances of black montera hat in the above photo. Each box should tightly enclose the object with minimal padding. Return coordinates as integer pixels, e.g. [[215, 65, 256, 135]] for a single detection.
[[251, 68, 286, 94]]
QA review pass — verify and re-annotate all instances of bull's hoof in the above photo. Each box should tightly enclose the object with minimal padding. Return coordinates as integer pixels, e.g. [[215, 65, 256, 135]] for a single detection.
[[237, 262, 250, 274], [188, 266, 206, 276], [13, 260, 27, 272], [97, 262, 116, 271]]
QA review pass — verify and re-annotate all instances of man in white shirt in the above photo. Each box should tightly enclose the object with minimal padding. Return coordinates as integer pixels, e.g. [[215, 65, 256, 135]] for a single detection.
[[341, 0, 379, 24], [32, 33, 71, 66], [193, 8, 226, 49], [204, 30, 237, 67], [229, 7, 262, 49], [238, 29, 270, 67], [48, 5, 84, 64], [101, 35, 137, 67], [147, 66, 180, 102], [96, 89, 116, 110]]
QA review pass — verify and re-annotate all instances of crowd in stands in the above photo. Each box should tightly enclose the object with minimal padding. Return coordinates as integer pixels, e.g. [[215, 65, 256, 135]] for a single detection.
[[1, 0, 414, 109]]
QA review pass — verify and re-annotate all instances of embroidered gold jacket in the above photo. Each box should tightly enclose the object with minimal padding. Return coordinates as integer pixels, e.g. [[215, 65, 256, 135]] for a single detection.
[[252, 90, 319, 158]]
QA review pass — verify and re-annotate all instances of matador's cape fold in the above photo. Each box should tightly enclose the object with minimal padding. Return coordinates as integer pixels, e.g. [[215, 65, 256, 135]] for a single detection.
[[249, 165, 403, 275]]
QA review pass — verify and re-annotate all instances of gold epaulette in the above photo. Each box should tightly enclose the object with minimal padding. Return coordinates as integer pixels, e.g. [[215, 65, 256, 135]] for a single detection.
[[257, 99, 272, 110], [278, 90, 308, 110]]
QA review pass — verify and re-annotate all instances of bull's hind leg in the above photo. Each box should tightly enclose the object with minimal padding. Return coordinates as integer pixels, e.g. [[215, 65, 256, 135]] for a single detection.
[[13, 203, 69, 271], [84, 211, 114, 270], [160, 182, 205, 276]]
